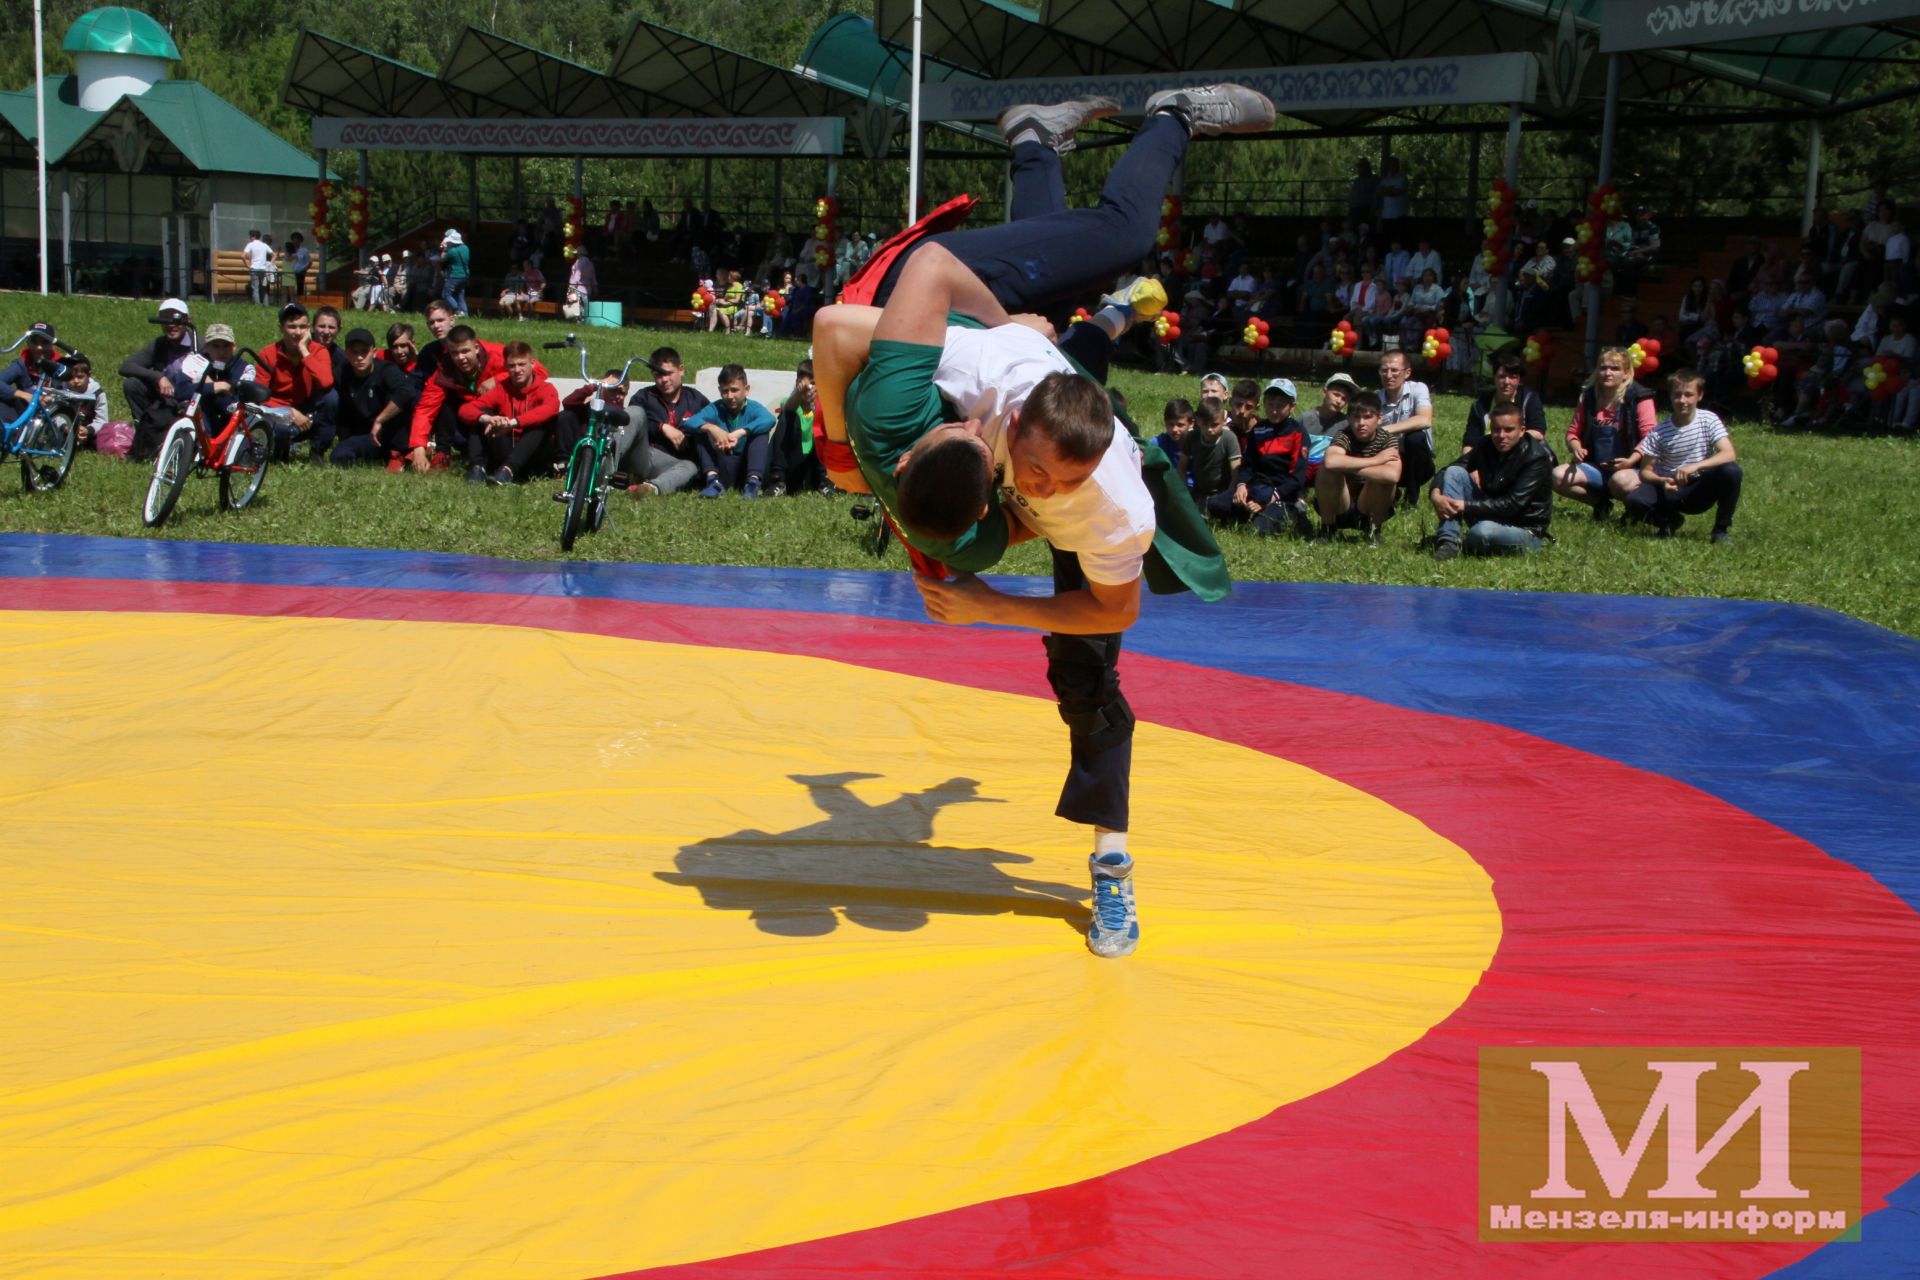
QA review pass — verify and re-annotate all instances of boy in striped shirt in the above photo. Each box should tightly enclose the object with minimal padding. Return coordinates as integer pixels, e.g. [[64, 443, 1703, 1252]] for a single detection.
[[1625, 368, 1743, 544]]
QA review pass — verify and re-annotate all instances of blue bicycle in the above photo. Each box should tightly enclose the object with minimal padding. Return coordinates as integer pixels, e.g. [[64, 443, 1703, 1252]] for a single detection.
[[0, 329, 88, 493]]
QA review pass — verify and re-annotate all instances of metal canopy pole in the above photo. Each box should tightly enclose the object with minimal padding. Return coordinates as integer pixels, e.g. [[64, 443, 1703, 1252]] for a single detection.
[[1491, 103, 1523, 330], [907, 0, 924, 222], [1802, 119, 1824, 233], [1585, 55, 1621, 367], [32, 0, 48, 295], [60, 168, 70, 295], [317, 148, 329, 287]]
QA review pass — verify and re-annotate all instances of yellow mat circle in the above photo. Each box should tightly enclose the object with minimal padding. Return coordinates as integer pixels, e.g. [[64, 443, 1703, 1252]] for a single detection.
[[0, 610, 1499, 1278]]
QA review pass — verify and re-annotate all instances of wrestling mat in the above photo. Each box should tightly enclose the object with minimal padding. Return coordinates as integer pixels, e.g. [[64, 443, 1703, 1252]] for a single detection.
[[0, 533, 1915, 1278]]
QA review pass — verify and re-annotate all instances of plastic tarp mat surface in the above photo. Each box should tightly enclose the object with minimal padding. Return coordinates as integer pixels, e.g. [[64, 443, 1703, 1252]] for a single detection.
[[0, 533, 1915, 1280]]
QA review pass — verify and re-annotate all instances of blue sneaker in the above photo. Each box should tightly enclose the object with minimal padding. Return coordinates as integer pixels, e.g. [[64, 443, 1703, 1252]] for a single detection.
[[699, 476, 723, 499], [743, 476, 763, 499], [1086, 851, 1138, 958]]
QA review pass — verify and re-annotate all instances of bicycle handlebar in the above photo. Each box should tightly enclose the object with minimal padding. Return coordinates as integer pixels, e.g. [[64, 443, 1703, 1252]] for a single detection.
[[0, 331, 75, 357]]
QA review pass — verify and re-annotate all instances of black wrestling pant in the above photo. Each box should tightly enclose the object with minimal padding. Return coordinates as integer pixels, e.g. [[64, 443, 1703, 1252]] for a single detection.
[[1045, 548, 1133, 831]]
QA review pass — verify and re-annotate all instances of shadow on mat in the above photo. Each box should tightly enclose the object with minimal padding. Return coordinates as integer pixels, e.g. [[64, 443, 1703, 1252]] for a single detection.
[[656, 772, 1090, 938]]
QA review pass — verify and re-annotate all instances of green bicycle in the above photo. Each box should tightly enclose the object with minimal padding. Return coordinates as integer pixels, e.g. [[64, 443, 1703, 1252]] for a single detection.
[[546, 336, 647, 552]]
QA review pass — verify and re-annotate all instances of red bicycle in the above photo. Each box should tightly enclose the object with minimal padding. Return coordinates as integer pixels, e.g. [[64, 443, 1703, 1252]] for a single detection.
[[142, 348, 287, 528]]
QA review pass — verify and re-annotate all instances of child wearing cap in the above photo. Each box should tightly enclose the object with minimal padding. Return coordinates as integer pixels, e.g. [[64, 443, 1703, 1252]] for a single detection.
[[0, 323, 59, 426], [1208, 377, 1313, 536]]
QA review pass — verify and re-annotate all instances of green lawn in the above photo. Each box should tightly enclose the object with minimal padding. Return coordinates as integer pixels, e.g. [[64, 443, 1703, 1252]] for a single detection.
[[4, 292, 1918, 638]]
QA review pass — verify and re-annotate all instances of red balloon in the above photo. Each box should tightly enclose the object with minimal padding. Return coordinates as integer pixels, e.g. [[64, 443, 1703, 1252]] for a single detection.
[[1761, 363, 1779, 381], [1883, 355, 1903, 375], [1639, 355, 1659, 374], [1253, 317, 1270, 333], [1763, 346, 1780, 363], [1255, 334, 1270, 350], [1431, 328, 1450, 341], [1640, 338, 1661, 356]]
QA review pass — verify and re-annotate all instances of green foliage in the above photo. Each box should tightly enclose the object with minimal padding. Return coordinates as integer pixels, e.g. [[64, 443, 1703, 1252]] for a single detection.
[[2, 292, 1917, 638]]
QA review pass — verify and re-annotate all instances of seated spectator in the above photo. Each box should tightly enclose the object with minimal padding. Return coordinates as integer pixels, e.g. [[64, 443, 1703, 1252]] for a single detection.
[[497, 263, 527, 319], [1623, 369, 1742, 542], [1460, 358, 1547, 460], [1515, 240, 1556, 331], [329, 327, 417, 466], [520, 258, 547, 316], [1405, 267, 1444, 346], [1197, 371, 1229, 413], [552, 369, 643, 493], [387, 253, 411, 312], [708, 270, 745, 333], [1407, 238, 1443, 291], [311, 306, 345, 381], [1728, 235, 1767, 305], [1152, 398, 1195, 486], [1551, 345, 1654, 518], [1296, 372, 1353, 476], [1352, 272, 1394, 349], [1851, 286, 1893, 349], [407, 323, 540, 474], [1208, 378, 1312, 536], [1382, 239, 1411, 292], [1774, 269, 1828, 340], [1614, 298, 1649, 348], [1226, 262, 1259, 313], [1783, 319, 1860, 430], [1677, 276, 1710, 345], [627, 345, 708, 494], [765, 359, 830, 497], [1616, 206, 1661, 296], [1883, 219, 1912, 301], [1312, 390, 1399, 543], [734, 280, 763, 336], [685, 363, 775, 497], [119, 297, 197, 459], [1748, 279, 1788, 336], [1377, 349, 1435, 504], [1429, 399, 1554, 561], [57, 352, 109, 449], [602, 200, 628, 258], [1182, 398, 1240, 509], [1225, 377, 1261, 452], [458, 340, 559, 485], [379, 322, 418, 374], [159, 323, 247, 445], [1881, 314, 1920, 430], [255, 302, 338, 461]]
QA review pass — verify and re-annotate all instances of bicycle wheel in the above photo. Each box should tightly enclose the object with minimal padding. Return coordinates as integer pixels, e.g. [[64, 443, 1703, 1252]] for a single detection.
[[142, 426, 194, 528], [219, 421, 272, 511], [560, 441, 597, 551], [20, 411, 77, 493]]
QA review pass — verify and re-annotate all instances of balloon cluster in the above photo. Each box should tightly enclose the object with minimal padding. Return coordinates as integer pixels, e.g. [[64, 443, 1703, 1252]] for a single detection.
[[1242, 316, 1271, 351], [346, 185, 369, 249], [1742, 345, 1780, 390], [1575, 184, 1619, 284], [1522, 329, 1557, 370], [1865, 354, 1906, 399], [763, 289, 784, 319], [1182, 248, 1200, 275], [1154, 310, 1182, 346], [310, 180, 336, 242], [1156, 195, 1184, 252], [562, 195, 586, 261], [1329, 319, 1358, 357], [813, 197, 840, 273], [1071, 306, 1092, 325], [1627, 338, 1662, 378], [691, 280, 714, 315], [1479, 178, 1516, 275], [1420, 327, 1454, 367]]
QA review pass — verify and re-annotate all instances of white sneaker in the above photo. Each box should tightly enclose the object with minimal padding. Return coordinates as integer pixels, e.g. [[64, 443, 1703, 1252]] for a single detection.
[[998, 96, 1122, 154], [1086, 851, 1139, 958], [1144, 84, 1276, 137]]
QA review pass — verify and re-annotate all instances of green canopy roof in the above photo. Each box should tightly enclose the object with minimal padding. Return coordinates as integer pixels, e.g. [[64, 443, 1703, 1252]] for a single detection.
[[0, 76, 324, 178], [63, 7, 180, 61]]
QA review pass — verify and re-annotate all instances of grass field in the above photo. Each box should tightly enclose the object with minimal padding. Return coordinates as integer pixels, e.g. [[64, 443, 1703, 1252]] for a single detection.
[[4, 292, 1918, 638]]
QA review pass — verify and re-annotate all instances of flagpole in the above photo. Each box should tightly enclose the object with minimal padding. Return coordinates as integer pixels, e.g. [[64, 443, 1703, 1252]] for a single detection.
[[33, 0, 49, 295], [907, 0, 923, 223]]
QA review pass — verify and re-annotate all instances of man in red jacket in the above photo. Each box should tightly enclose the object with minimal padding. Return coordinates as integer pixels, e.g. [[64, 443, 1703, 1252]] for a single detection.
[[254, 302, 337, 461], [457, 340, 560, 485], [406, 325, 544, 475]]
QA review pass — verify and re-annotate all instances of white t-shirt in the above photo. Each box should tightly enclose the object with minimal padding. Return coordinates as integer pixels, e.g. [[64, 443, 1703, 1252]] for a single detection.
[[933, 324, 1155, 587], [244, 238, 273, 271], [1885, 230, 1911, 264]]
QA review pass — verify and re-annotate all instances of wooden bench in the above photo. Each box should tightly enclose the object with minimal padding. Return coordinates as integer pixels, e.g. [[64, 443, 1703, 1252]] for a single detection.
[[210, 250, 252, 302], [630, 306, 698, 327]]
